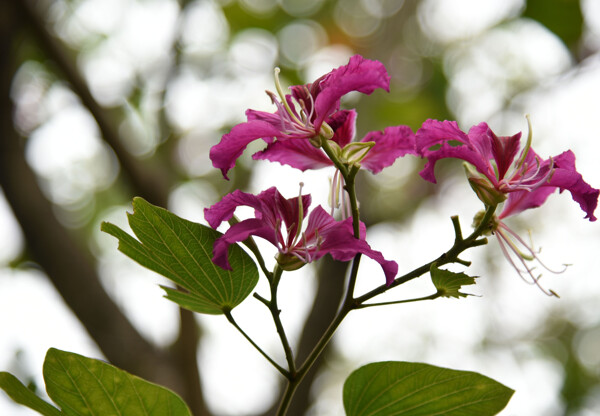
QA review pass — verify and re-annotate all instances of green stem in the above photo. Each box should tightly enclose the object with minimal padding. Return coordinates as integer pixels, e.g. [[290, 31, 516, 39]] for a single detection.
[[224, 310, 288, 376], [355, 292, 442, 309], [342, 166, 363, 301], [276, 303, 352, 416], [275, 159, 364, 414], [268, 265, 297, 376], [355, 204, 497, 304], [277, 175, 361, 416], [243, 238, 272, 280], [343, 165, 362, 237], [320, 137, 348, 177]]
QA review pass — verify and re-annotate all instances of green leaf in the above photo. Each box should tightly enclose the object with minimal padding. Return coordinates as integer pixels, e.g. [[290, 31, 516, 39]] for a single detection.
[[101, 197, 259, 314], [430, 264, 477, 298], [0, 372, 61, 416], [43, 348, 191, 416], [344, 361, 514, 416]]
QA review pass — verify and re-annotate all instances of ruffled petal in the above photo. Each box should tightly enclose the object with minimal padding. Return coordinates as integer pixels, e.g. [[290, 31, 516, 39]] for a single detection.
[[300, 212, 397, 285], [489, 131, 521, 180], [212, 219, 279, 269], [303, 205, 339, 239], [329, 110, 357, 147], [314, 55, 390, 132], [360, 125, 416, 174], [416, 119, 494, 184], [274, 191, 311, 247], [498, 188, 556, 219], [316, 217, 398, 285], [253, 140, 332, 170], [204, 187, 278, 229], [210, 120, 281, 179], [466, 122, 494, 162], [548, 150, 599, 221]]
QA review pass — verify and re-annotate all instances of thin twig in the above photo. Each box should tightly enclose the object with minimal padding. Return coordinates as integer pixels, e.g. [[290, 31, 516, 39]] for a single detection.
[[224, 310, 288, 377]]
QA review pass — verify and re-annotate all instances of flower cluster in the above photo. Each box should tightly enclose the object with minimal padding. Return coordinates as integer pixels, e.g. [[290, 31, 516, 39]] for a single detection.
[[206, 54, 598, 292]]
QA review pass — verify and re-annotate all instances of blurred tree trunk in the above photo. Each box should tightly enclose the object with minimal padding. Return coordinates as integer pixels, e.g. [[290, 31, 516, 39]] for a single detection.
[[0, 1, 387, 415], [0, 1, 209, 414]]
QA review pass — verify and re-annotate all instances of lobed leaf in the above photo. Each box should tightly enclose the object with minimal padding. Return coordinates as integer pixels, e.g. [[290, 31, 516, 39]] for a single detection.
[[344, 361, 514, 416], [430, 264, 477, 298], [101, 197, 259, 314]]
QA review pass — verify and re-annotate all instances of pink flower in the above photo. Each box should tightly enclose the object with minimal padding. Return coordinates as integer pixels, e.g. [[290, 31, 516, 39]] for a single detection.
[[210, 55, 392, 179], [419, 118, 599, 295], [253, 110, 417, 174], [416, 119, 598, 220], [204, 187, 398, 285]]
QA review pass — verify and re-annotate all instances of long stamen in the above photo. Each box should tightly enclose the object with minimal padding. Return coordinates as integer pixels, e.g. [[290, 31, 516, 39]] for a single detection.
[[291, 182, 305, 248], [516, 114, 534, 171], [345, 191, 352, 220], [495, 230, 557, 296], [504, 155, 554, 193], [273, 68, 304, 126], [301, 85, 314, 126], [329, 170, 342, 215], [275, 217, 285, 252], [498, 223, 567, 274]]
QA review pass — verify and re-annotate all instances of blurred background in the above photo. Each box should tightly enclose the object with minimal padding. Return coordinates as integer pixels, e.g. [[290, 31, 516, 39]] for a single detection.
[[1, 0, 600, 414]]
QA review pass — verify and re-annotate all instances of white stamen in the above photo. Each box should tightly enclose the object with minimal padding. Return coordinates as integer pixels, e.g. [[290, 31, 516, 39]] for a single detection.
[[495, 222, 565, 297]]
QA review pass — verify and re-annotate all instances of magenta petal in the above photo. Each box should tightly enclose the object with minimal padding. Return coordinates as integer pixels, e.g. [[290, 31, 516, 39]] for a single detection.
[[253, 140, 332, 171], [303, 206, 338, 236], [329, 110, 357, 147], [360, 125, 416, 174], [416, 119, 468, 154], [204, 188, 278, 229], [499, 188, 556, 219], [416, 119, 494, 184], [246, 109, 282, 124], [210, 120, 281, 180], [212, 219, 278, 269], [465, 122, 495, 163], [317, 218, 398, 285], [274, 191, 312, 246], [314, 55, 390, 131], [490, 131, 521, 180], [549, 150, 599, 221], [300, 208, 398, 284]]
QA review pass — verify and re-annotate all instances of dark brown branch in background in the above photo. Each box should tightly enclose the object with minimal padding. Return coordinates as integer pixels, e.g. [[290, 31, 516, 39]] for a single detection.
[[0, 0, 174, 388], [16, 0, 171, 208], [2, 1, 209, 414]]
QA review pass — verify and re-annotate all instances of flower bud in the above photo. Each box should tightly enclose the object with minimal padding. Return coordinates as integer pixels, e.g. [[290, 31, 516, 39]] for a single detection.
[[276, 253, 306, 271], [341, 141, 375, 167], [464, 163, 506, 206]]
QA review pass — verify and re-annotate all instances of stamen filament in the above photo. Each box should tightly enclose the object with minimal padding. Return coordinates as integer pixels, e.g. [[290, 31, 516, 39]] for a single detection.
[[273, 68, 304, 126], [499, 223, 567, 274], [516, 114, 533, 170], [291, 182, 305, 248], [495, 231, 556, 296]]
